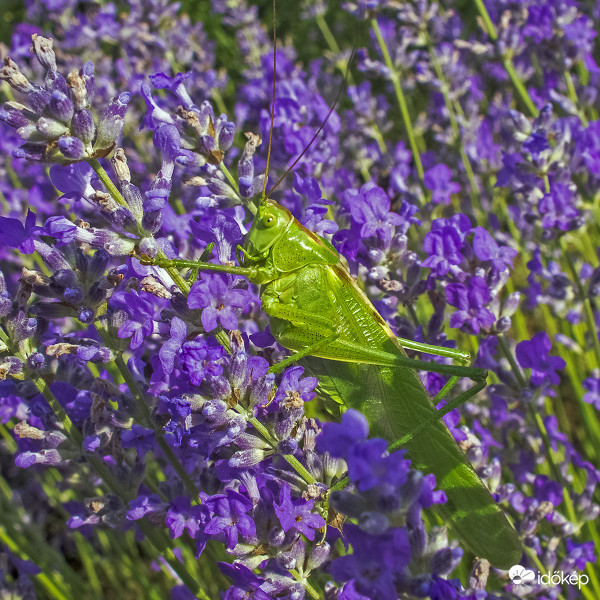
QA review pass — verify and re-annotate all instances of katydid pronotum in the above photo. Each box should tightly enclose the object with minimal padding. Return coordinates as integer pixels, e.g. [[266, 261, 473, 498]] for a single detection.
[[141, 3, 522, 571]]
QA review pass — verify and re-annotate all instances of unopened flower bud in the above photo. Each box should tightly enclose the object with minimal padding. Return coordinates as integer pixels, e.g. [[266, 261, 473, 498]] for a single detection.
[[71, 108, 95, 143], [58, 136, 86, 160], [49, 90, 74, 123]]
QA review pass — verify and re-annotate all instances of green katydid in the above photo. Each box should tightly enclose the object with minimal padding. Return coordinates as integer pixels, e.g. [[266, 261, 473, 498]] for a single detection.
[[140, 5, 522, 570], [143, 194, 521, 569]]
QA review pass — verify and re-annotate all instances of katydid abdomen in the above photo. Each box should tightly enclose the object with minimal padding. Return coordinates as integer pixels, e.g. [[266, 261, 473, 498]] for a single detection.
[[263, 259, 522, 569]]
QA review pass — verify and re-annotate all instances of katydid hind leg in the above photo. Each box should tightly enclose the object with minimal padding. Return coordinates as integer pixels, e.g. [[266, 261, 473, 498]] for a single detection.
[[262, 297, 486, 380], [396, 336, 471, 364]]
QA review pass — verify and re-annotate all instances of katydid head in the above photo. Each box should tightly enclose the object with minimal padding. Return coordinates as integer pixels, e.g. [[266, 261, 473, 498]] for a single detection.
[[242, 198, 292, 257]]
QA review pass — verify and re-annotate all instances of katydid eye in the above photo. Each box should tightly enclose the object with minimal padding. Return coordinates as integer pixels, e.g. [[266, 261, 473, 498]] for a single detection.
[[263, 214, 276, 227]]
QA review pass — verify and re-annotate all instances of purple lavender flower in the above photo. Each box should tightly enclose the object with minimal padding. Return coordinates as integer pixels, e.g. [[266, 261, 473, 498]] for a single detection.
[[421, 215, 470, 277], [165, 497, 206, 539], [273, 366, 318, 406], [180, 337, 225, 386], [188, 274, 252, 332], [218, 563, 273, 600], [204, 489, 256, 550], [0, 37, 129, 162], [516, 332, 566, 386], [316, 409, 369, 457], [0, 210, 39, 254], [583, 373, 600, 410], [347, 439, 409, 492], [345, 182, 404, 247], [446, 277, 496, 334], [424, 164, 461, 205], [273, 483, 325, 541], [121, 425, 155, 455], [472, 227, 517, 272], [329, 524, 411, 599], [112, 291, 157, 350]]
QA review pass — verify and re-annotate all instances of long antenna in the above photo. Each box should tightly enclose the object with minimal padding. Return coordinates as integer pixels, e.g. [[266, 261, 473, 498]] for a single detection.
[[261, 0, 277, 200], [265, 43, 358, 200]]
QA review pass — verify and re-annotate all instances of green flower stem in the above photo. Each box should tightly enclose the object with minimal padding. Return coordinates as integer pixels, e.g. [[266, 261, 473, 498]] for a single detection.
[[219, 161, 251, 212], [0, 474, 84, 598], [156, 436, 201, 499], [525, 547, 568, 600], [316, 13, 343, 57], [496, 332, 526, 386], [498, 336, 600, 596], [4, 333, 204, 596], [371, 18, 424, 181], [538, 302, 599, 466], [94, 320, 201, 500], [563, 71, 589, 126], [472, 0, 497, 40], [328, 475, 349, 495], [316, 15, 388, 156], [427, 41, 481, 205], [472, 0, 539, 117], [0, 526, 70, 600], [289, 568, 322, 600], [73, 533, 103, 599], [248, 415, 316, 485], [30, 371, 82, 444], [87, 157, 128, 207], [501, 56, 539, 117], [137, 521, 207, 599], [211, 87, 228, 117], [562, 244, 600, 369]]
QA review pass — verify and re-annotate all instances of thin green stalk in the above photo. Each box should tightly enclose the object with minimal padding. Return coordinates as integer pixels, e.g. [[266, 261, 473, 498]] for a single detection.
[[371, 18, 424, 181], [471, 0, 538, 117], [563, 247, 600, 370], [496, 334, 526, 387], [498, 336, 600, 595], [289, 568, 322, 600], [94, 320, 201, 500], [564, 71, 588, 126], [73, 533, 103, 600], [315, 15, 388, 156], [501, 57, 539, 117], [137, 521, 205, 598], [211, 87, 228, 117], [219, 162, 248, 208], [427, 41, 481, 205], [472, 0, 498, 40], [157, 436, 201, 500], [30, 372, 82, 444], [525, 547, 567, 600], [20, 355, 204, 597], [87, 157, 128, 207], [248, 415, 316, 485], [0, 528, 70, 600]]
